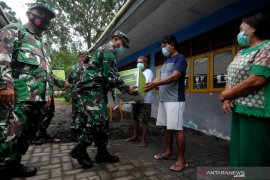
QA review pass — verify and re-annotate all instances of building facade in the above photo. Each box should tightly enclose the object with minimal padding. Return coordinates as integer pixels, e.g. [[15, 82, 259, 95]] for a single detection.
[[113, 0, 270, 139]]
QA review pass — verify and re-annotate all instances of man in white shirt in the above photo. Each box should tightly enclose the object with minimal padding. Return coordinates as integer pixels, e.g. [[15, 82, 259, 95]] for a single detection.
[[125, 56, 153, 147]]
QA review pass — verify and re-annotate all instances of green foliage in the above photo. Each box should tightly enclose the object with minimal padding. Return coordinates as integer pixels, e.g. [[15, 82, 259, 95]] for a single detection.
[[54, 90, 71, 103], [51, 49, 78, 77], [64, 89, 72, 103], [0, 1, 18, 23], [44, 0, 127, 50]]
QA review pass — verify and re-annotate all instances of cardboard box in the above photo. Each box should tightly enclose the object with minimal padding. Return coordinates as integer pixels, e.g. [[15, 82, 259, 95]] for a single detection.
[[52, 70, 65, 81], [115, 68, 145, 102], [52, 70, 65, 90]]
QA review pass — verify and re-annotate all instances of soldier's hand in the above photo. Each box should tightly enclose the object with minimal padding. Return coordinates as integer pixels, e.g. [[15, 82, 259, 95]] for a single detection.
[[128, 86, 139, 96], [0, 89, 15, 105], [64, 81, 71, 89], [143, 81, 156, 92], [46, 96, 52, 108]]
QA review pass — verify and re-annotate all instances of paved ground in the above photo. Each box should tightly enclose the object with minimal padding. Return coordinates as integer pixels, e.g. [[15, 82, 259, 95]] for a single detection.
[[13, 101, 229, 180]]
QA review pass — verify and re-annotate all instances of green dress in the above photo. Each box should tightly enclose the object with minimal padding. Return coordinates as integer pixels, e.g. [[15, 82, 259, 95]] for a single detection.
[[227, 40, 270, 167]]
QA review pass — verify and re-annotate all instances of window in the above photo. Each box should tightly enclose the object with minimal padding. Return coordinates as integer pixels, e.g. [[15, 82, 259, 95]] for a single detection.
[[211, 47, 234, 90], [192, 33, 211, 55], [211, 20, 239, 50], [178, 41, 191, 57], [185, 58, 190, 92], [154, 51, 164, 66], [118, 61, 137, 71], [191, 53, 209, 92]]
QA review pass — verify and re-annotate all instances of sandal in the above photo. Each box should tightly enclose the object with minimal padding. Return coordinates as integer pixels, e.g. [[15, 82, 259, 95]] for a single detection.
[[153, 153, 175, 160], [170, 163, 189, 172], [138, 142, 146, 147], [124, 137, 137, 142]]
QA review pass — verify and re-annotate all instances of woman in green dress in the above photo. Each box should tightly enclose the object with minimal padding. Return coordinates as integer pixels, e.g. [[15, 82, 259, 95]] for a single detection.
[[220, 12, 270, 167]]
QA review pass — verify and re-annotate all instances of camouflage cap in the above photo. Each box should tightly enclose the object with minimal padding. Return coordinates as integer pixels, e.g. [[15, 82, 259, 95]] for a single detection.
[[112, 30, 130, 48], [28, 2, 55, 19], [79, 51, 89, 56]]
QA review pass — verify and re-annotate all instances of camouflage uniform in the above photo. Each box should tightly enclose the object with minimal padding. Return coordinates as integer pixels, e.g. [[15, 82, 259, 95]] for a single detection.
[[0, 23, 64, 166], [76, 42, 129, 147], [68, 62, 85, 137], [38, 95, 55, 135]]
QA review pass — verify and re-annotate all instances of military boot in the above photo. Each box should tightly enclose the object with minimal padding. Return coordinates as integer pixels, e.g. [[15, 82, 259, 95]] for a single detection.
[[95, 145, 119, 163], [70, 129, 80, 142], [7, 156, 37, 177], [32, 130, 51, 145], [12, 164, 37, 177], [69, 144, 93, 168], [0, 165, 11, 180], [38, 130, 52, 139]]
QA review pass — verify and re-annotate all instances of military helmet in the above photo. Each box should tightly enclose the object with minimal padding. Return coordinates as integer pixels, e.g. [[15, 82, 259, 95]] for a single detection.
[[28, 2, 55, 19], [79, 51, 89, 56], [112, 30, 130, 48]]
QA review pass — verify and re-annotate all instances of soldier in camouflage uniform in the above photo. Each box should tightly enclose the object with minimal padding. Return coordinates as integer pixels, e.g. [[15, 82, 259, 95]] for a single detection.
[[69, 31, 138, 168], [32, 94, 55, 145], [0, 2, 66, 178], [68, 51, 90, 141]]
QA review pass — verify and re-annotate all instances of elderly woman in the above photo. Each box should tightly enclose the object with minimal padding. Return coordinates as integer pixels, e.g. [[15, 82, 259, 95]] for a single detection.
[[220, 12, 270, 167]]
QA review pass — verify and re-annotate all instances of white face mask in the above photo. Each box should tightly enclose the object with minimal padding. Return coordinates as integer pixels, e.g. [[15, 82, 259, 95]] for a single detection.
[[137, 63, 144, 70], [115, 46, 125, 54]]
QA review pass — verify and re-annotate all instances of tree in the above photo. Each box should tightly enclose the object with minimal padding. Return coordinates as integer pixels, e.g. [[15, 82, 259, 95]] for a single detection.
[[44, 0, 127, 50], [0, 1, 18, 22], [51, 48, 78, 77]]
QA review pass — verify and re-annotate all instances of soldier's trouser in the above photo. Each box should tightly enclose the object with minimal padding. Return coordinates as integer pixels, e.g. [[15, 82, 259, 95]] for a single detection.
[[71, 94, 85, 131], [39, 98, 55, 133], [0, 101, 46, 168], [78, 91, 109, 148]]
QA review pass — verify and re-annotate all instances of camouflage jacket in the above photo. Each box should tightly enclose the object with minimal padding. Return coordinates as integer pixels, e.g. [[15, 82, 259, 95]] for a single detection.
[[0, 23, 64, 102], [68, 62, 84, 93], [76, 42, 129, 94]]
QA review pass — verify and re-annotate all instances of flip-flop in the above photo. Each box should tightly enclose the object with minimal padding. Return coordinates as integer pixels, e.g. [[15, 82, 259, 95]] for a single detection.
[[138, 142, 146, 147], [153, 153, 175, 160], [124, 137, 137, 142], [170, 163, 189, 172]]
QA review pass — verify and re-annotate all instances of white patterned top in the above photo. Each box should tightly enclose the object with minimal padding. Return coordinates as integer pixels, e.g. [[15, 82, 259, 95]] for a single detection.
[[143, 68, 154, 104], [227, 40, 270, 117]]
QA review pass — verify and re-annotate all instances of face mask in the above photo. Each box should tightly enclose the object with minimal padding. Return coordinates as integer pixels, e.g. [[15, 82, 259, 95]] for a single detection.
[[237, 31, 250, 46], [162, 47, 170, 57], [137, 63, 144, 70], [29, 12, 50, 30], [115, 46, 125, 54]]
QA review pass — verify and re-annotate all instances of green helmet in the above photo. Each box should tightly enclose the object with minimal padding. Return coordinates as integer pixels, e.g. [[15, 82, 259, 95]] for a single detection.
[[28, 2, 55, 19], [79, 51, 89, 56], [112, 30, 130, 48]]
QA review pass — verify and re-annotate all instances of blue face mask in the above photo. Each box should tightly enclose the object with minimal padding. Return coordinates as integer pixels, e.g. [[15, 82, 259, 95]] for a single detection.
[[137, 63, 144, 70], [162, 47, 170, 57], [237, 31, 250, 46], [115, 46, 125, 54]]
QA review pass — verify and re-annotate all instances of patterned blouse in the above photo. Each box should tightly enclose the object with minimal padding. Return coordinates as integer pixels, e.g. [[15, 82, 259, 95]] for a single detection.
[[227, 40, 270, 118]]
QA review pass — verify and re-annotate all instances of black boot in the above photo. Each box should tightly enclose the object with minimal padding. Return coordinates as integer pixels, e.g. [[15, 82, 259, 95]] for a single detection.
[[69, 144, 93, 168], [71, 129, 80, 142], [7, 156, 37, 177], [32, 130, 51, 145], [95, 145, 119, 163], [12, 164, 37, 177], [0, 165, 11, 180], [38, 131, 52, 139], [31, 137, 45, 145]]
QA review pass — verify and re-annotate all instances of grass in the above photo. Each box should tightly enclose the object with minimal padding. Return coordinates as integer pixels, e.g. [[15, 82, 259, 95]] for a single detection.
[[54, 97, 66, 102]]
